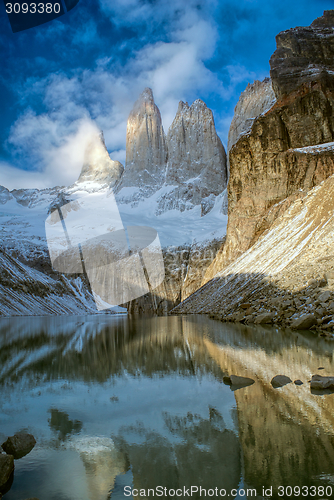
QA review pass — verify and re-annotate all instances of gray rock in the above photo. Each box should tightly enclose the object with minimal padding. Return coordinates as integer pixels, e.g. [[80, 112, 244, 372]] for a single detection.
[[116, 88, 227, 214], [310, 374, 334, 390], [254, 312, 275, 324], [318, 291, 332, 303], [315, 307, 326, 318], [223, 375, 255, 390], [294, 379, 303, 386], [271, 375, 293, 388], [0, 186, 13, 205], [290, 314, 317, 330], [2, 432, 36, 459], [0, 454, 14, 488]]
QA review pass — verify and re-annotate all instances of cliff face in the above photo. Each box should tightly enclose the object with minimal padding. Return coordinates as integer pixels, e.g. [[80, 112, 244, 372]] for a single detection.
[[174, 170, 334, 331], [119, 88, 167, 193], [115, 89, 228, 313], [160, 100, 227, 213], [127, 238, 224, 315], [270, 10, 334, 99], [204, 10, 334, 282]]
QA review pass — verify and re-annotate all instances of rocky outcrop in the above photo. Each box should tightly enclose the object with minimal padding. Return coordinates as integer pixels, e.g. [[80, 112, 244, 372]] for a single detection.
[[77, 132, 123, 187], [0, 187, 12, 205], [117, 88, 167, 195], [270, 10, 334, 99], [0, 249, 112, 317], [204, 11, 334, 281], [0, 454, 14, 490]]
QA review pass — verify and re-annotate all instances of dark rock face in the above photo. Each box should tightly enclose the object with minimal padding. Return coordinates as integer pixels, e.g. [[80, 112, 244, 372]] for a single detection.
[[2, 433, 36, 459], [0, 454, 14, 489], [270, 10, 334, 99], [127, 239, 224, 315]]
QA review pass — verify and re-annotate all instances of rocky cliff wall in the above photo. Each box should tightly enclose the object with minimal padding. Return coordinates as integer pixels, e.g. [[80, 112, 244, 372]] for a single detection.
[[204, 10, 334, 282], [157, 100, 227, 213], [174, 170, 334, 336], [118, 88, 167, 195]]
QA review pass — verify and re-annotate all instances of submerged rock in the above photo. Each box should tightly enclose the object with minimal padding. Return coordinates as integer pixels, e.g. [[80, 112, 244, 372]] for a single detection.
[[2, 433, 36, 459], [271, 375, 292, 388]]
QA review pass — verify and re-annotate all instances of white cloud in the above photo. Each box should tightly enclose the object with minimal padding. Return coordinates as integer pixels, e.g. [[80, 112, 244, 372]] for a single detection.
[[2, 0, 258, 189]]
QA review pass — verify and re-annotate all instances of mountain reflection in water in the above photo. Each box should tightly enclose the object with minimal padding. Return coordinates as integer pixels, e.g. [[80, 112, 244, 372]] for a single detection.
[[0, 315, 334, 499]]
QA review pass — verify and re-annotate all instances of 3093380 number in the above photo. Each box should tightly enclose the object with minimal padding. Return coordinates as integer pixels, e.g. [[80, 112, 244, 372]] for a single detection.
[[5, 3, 61, 14]]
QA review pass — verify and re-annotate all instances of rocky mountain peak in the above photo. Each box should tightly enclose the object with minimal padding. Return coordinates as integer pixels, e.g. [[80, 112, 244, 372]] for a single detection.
[[311, 9, 334, 28], [117, 87, 167, 194], [77, 132, 123, 187], [117, 89, 227, 214], [165, 97, 227, 192], [270, 9, 334, 99]]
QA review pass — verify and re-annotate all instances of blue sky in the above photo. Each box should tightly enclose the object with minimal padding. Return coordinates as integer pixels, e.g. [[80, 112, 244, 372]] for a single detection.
[[0, 0, 333, 189]]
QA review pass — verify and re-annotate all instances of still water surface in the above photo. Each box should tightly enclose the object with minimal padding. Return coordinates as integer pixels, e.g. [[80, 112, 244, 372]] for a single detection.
[[0, 315, 334, 500]]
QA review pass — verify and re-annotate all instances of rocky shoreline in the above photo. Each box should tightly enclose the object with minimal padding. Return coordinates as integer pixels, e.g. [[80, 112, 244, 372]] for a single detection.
[[209, 276, 334, 338]]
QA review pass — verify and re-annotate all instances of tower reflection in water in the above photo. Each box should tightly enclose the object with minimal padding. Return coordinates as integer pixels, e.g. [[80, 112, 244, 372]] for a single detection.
[[0, 315, 334, 499]]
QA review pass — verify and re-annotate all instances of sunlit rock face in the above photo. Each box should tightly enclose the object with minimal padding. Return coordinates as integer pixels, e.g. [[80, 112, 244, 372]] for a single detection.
[[204, 10, 334, 281], [77, 132, 124, 187], [117, 88, 167, 195]]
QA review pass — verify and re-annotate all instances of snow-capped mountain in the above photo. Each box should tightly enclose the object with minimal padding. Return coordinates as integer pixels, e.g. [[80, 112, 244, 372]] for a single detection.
[[0, 89, 228, 316]]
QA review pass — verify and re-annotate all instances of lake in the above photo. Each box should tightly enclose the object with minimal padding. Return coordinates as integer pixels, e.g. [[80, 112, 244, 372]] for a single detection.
[[0, 314, 334, 500]]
